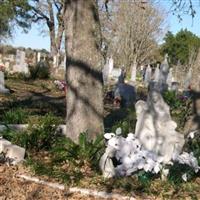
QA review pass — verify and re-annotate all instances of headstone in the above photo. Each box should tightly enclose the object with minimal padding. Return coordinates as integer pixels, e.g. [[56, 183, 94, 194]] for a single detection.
[[118, 68, 126, 84], [114, 83, 136, 107], [53, 55, 58, 68], [149, 57, 169, 93], [108, 56, 114, 75], [3, 144, 25, 165], [60, 56, 66, 70], [0, 138, 11, 153], [5, 62, 10, 71], [167, 68, 173, 89], [0, 71, 9, 94], [159, 54, 169, 84], [130, 63, 137, 82], [184, 68, 192, 90], [110, 68, 122, 81], [37, 52, 41, 63], [154, 64, 160, 82], [171, 82, 179, 93], [135, 91, 185, 163], [144, 65, 152, 86], [14, 50, 29, 74], [102, 61, 110, 85]]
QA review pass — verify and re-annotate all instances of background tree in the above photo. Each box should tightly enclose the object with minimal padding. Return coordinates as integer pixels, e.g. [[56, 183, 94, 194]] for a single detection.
[[28, 0, 64, 59], [0, 0, 31, 43], [100, 1, 165, 75], [161, 29, 200, 65]]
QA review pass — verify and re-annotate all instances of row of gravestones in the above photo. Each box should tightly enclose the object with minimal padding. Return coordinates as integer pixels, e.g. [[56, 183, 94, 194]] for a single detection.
[[144, 55, 193, 93], [103, 55, 193, 93], [0, 50, 65, 74]]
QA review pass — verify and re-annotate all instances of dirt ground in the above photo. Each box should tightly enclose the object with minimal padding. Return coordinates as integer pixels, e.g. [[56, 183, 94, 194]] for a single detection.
[[0, 165, 111, 200]]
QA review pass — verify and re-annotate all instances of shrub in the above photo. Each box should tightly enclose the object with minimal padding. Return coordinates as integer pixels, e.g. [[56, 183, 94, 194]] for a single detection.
[[2, 108, 29, 124], [6, 72, 29, 81], [1, 113, 61, 151], [29, 61, 50, 80], [51, 132, 104, 168], [163, 91, 192, 130], [168, 162, 196, 185], [106, 108, 136, 137], [26, 113, 61, 151]]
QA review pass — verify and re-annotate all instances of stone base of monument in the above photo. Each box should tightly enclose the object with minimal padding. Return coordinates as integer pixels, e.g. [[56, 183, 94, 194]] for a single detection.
[[0, 138, 25, 165], [0, 85, 10, 94], [171, 82, 179, 93]]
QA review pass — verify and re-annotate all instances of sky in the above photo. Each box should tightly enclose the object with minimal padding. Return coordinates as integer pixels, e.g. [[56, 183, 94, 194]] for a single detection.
[[8, 0, 200, 51]]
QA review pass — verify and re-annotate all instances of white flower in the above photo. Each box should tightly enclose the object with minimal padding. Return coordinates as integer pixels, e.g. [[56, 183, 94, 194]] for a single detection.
[[187, 130, 197, 139], [153, 162, 161, 174], [162, 168, 169, 177], [182, 173, 187, 182], [116, 127, 122, 135], [104, 133, 115, 140]]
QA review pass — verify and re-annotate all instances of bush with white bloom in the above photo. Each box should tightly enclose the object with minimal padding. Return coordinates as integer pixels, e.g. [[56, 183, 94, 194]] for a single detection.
[[100, 129, 200, 182]]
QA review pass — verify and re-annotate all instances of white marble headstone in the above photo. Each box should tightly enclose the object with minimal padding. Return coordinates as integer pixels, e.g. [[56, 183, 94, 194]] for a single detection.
[[108, 57, 114, 75], [167, 68, 173, 89], [14, 50, 28, 74], [37, 52, 41, 63], [184, 68, 192, 90], [144, 65, 152, 86], [0, 71, 9, 93], [159, 55, 169, 84], [0, 71, 4, 86], [154, 64, 160, 82], [131, 63, 137, 82]]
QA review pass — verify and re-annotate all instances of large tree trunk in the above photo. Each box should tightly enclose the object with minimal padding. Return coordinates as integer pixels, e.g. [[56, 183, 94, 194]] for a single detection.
[[64, 0, 104, 142]]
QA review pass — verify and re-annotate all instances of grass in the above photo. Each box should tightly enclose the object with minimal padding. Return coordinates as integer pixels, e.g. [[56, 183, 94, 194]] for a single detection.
[[1, 78, 200, 198], [0, 78, 65, 123]]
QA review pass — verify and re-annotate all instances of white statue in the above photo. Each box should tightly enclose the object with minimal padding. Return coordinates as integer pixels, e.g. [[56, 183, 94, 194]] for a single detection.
[[135, 91, 185, 163]]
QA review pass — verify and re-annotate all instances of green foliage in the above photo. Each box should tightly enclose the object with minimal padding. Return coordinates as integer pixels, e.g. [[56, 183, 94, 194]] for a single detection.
[[185, 133, 200, 163], [168, 163, 196, 185], [137, 171, 157, 188], [110, 108, 136, 137], [161, 29, 200, 65], [162, 91, 192, 130], [2, 108, 29, 124], [51, 132, 104, 168], [26, 113, 61, 151], [0, 0, 31, 42], [29, 61, 50, 79], [7, 72, 29, 81], [1, 113, 61, 151], [162, 91, 181, 110]]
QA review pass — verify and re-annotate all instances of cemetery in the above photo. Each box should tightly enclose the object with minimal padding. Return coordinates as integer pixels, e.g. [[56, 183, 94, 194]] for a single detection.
[[0, 1, 200, 199]]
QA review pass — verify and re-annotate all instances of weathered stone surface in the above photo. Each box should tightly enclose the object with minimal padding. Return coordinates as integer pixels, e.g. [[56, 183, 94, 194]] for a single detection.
[[114, 83, 136, 106], [135, 91, 185, 163], [3, 144, 25, 164], [0, 138, 11, 153]]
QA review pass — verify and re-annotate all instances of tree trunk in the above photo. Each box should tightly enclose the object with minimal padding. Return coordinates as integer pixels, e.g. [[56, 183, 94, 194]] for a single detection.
[[64, 0, 104, 142]]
